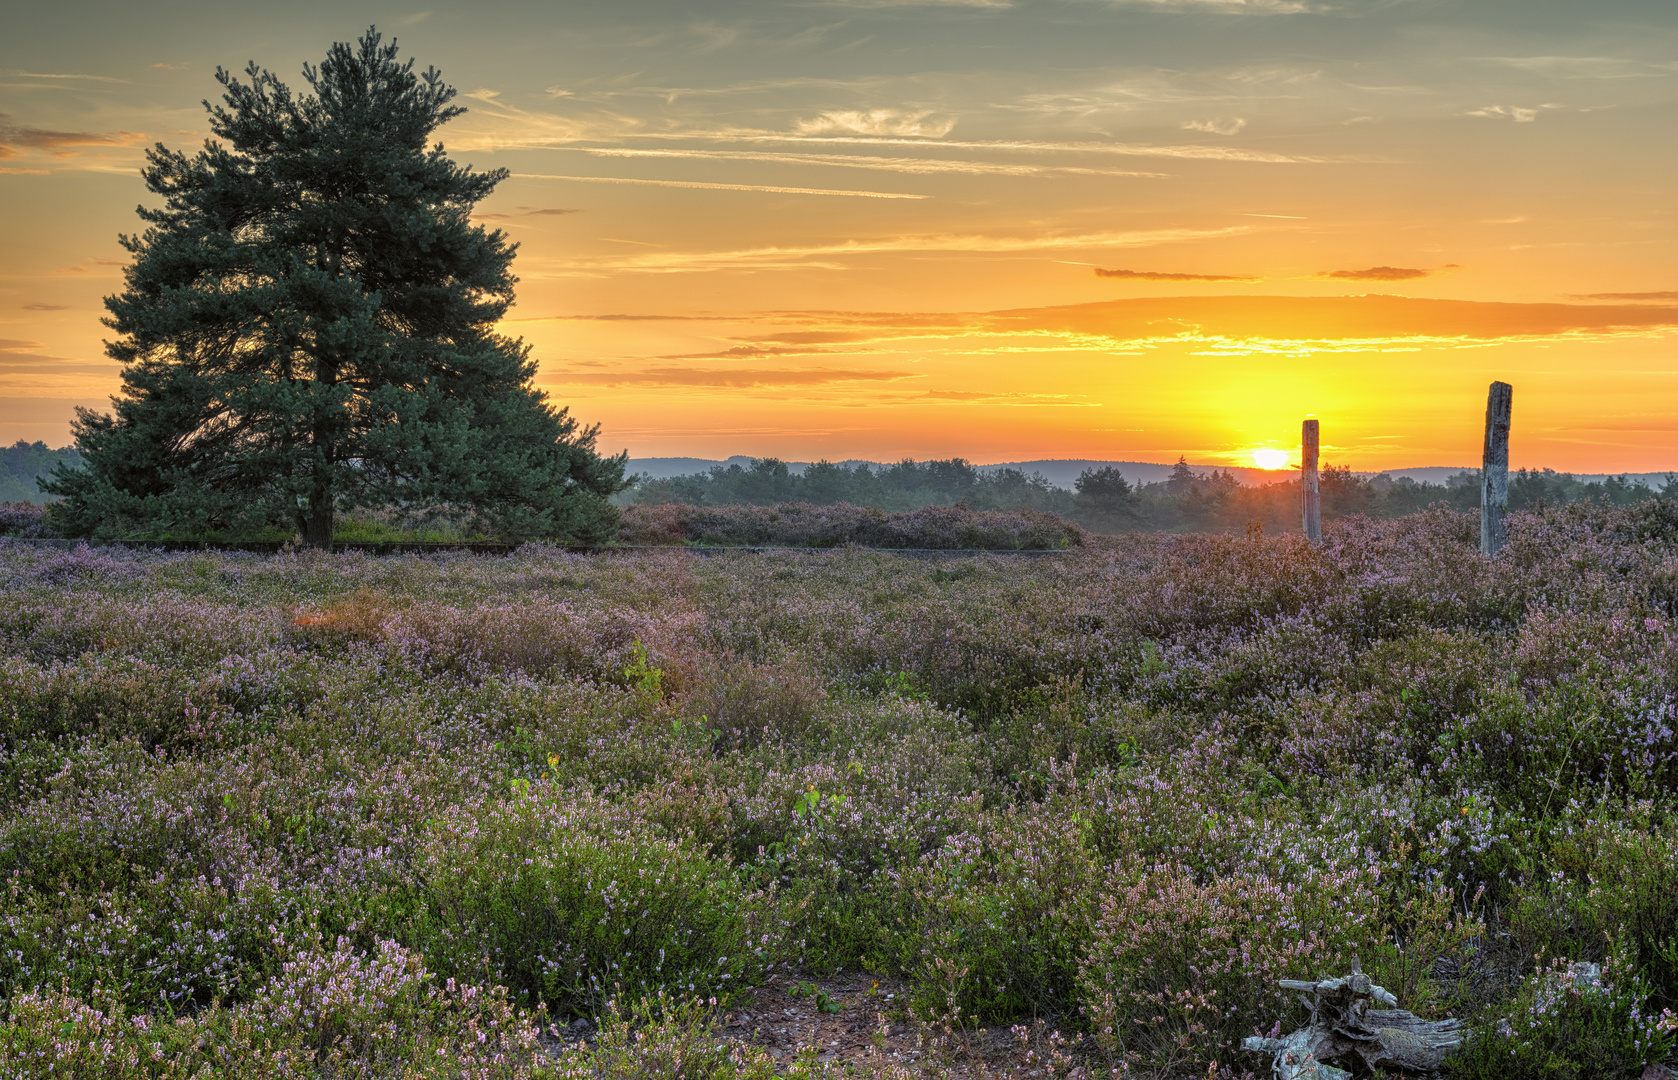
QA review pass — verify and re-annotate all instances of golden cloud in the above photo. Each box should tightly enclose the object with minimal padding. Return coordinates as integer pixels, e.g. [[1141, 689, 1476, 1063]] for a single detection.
[[1096, 267, 1260, 282], [793, 294, 1678, 343], [546, 366, 917, 388], [1322, 266, 1432, 282]]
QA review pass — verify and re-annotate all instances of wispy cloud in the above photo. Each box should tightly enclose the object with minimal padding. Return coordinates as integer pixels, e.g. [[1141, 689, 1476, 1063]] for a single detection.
[[0, 338, 117, 376], [1571, 291, 1678, 302], [919, 390, 1097, 406], [565, 226, 1254, 273], [474, 205, 584, 221], [449, 94, 1325, 163], [794, 108, 956, 137], [656, 344, 849, 360], [0, 114, 143, 155], [712, 295, 1678, 350], [22, 304, 69, 311], [1096, 267, 1259, 281], [1181, 118, 1246, 135], [547, 366, 916, 387], [564, 146, 1166, 178], [6, 71, 127, 83], [1322, 265, 1440, 281], [1467, 104, 1558, 123], [726, 133, 1323, 163], [1487, 56, 1678, 79], [740, 331, 870, 345], [1096, 0, 1311, 12], [823, 0, 1010, 8], [510, 172, 928, 199]]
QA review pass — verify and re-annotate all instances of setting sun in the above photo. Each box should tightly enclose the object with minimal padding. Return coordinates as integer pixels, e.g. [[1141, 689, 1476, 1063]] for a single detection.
[[1251, 449, 1291, 471]]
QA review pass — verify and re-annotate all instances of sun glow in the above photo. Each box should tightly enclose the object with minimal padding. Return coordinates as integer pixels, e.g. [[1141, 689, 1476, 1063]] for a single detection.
[[1251, 448, 1291, 470]]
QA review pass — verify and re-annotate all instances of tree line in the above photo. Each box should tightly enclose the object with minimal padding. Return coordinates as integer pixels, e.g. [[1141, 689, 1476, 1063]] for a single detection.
[[0, 442, 80, 504], [627, 456, 1675, 535]]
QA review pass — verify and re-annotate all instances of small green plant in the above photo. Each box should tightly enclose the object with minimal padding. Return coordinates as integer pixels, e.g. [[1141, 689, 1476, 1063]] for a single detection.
[[792, 785, 848, 829], [879, 670, 929, 702], [785, 981, 842, 1014], [671, 714, 722, 752], [624, 640, 664, 705]]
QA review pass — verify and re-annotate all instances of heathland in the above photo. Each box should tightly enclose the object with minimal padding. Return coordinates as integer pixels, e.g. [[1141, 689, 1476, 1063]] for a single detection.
[[0, 504, 1675, 1077]]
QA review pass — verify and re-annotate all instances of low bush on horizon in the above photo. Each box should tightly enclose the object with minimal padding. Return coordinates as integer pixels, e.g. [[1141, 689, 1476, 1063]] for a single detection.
[[1, 503, 1677, 1076], [618, 500, 1086, 550]]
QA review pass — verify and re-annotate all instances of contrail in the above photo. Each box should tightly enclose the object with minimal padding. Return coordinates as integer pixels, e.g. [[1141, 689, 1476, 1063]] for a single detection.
[[511, 173, 928, 199]]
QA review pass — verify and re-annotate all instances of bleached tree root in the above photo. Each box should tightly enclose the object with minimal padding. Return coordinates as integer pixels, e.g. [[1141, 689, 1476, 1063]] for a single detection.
[[1242, 971, 1467, 1079]]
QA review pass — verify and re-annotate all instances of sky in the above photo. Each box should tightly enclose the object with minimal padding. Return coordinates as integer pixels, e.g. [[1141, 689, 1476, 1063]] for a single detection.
[[1, 0, 1675, 473]]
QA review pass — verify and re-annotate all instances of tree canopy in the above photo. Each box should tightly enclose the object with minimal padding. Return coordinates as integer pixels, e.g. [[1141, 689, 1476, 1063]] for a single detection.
[[46, 28, 625, 546]]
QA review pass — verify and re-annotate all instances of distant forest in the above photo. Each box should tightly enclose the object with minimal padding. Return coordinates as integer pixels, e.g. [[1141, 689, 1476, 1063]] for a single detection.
[[627, 456, 1675, 535], [8, 442, 1671, 538], [0, 442, 78, 504]]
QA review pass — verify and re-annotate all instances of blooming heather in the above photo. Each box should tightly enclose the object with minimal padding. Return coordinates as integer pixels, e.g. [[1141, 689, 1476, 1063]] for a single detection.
[[0, 501, 1675, 1076]]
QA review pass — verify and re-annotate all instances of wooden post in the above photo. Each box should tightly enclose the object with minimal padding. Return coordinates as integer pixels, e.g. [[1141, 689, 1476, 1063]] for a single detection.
[[1302, 418, 1321, 544], [1481, 381, 1512, 556]]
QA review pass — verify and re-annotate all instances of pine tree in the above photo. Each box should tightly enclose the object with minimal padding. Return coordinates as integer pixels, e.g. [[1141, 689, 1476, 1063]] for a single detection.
[[46, 29, 625, 547], [1167, 455, 1196, 496]]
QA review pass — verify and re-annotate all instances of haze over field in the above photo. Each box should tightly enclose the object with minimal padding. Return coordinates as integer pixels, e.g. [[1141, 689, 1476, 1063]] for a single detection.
[[1, 0, 1674, 471]]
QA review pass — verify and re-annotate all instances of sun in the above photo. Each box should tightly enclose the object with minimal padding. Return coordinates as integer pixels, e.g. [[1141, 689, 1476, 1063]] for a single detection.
[[1250, 448, 1291, 470]]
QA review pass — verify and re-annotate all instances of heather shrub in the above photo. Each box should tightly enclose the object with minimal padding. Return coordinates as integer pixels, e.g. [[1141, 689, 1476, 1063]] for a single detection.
[[560, 991, 784, 1079], [415, 786, 764, 1015], [617, 500, 1085, 550], [4, 505, 1678, 1071], [1448, 943, 1678, 1080], [720, 703, 991, 973], [1459, 679, 1678, 816], [1077, 859, 1387, 1074], [383, 596, 700, 689], [877, 800, 1100, 1024], [0, 937, 553, 1079], [0, 654, 201, 749], [1510, 804, 1678, 1006], [0, 504, 51, 538], [683, 653, 828, 750]]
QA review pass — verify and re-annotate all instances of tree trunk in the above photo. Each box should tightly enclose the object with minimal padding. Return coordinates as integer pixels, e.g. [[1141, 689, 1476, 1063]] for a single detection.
[[1481, 380, 1512, 556], [301, 501, 334, 549]]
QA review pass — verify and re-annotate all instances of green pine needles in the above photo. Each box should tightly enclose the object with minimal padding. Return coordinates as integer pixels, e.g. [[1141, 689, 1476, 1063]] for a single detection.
[[46, 28, 626, 547]]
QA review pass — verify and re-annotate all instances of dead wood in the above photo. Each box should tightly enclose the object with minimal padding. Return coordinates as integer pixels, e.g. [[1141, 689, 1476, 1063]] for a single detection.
[[1242, 969, 1467, 1079]]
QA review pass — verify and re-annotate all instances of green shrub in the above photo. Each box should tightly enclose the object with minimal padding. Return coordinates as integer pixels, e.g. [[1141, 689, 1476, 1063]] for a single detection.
[[1449, 943, 1677, 1080], [0, 936, 552, 1079], [1511, 805, 1678, 1007], [417, 787, 764, 1015], [878, 804, 1099, 1024]]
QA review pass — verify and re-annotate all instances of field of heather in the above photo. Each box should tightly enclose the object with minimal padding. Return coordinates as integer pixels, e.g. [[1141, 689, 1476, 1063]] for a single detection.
[[1, 505, 1676, 1078]]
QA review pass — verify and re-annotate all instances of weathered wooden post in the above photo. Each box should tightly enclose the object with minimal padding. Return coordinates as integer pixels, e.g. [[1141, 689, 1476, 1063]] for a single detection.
[[1302, 418, 1321, 544], [1481, 381, 1512, 556]]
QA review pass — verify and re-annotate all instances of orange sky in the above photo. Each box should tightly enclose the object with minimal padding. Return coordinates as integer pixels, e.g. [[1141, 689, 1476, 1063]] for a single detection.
[[2, 0, 1675, 472]]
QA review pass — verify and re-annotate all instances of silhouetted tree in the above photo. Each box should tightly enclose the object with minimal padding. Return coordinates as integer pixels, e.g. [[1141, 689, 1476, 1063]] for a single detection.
[[46, 29, 625, 546], [1167, 455, 1196, 496]]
